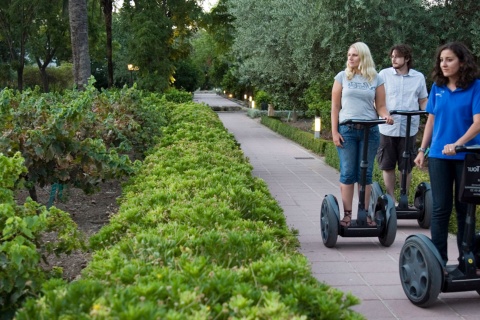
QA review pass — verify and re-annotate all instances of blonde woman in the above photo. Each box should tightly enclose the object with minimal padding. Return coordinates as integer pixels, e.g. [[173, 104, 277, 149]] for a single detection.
[[331, 42, 393, 227]]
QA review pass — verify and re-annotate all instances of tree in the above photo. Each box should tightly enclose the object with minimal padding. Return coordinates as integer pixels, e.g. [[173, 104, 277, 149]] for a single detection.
[[69, 0, 91, 89], [28, 0, 70, 92], [0, 0, 39, 91], [198, 0, 235, 89], [119, 0, 202, 92]]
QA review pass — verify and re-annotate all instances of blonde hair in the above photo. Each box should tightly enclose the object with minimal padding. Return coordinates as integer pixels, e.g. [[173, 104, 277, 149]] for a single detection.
[[345, 42, 377, 83]]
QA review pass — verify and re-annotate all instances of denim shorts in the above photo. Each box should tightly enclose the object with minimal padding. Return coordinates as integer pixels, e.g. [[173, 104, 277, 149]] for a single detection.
[[336, 125, 380, 184]]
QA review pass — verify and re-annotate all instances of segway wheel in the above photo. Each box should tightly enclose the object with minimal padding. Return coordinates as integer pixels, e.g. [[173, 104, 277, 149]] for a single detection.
[[320, 195, 339, 248], [377, 195, 397, 247], [417, 185, 432, 229], [369, 182, 383, 215], [399, 236, 442, 307]]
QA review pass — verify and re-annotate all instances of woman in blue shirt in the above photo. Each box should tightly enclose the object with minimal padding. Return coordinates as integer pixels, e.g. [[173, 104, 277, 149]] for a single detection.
[[415, 42, 480, 266]]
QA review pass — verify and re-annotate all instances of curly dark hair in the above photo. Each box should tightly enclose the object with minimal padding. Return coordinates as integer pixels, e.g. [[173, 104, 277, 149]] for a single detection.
[[389, 44, 413, 69], [431, 42, 479, 89]]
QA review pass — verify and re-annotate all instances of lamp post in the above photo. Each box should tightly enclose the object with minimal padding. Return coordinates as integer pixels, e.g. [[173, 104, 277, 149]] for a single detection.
[[127, 64, 139, 87], [314, 116, 321, 139]]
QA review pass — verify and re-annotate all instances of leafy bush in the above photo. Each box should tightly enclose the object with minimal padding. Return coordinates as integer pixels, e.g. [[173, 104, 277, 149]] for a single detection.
[[163, 88, 193, 103], [0, 153, 84, 317], [255, 90, 271, 104], [15, 102, 362, 319], [23, 64, 74, 92], [0, 80, 171, 198], [261, 116, 330, 155]]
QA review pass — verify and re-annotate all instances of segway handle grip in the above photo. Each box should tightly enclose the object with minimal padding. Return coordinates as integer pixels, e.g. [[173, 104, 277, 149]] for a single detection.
[[455, 145, 480, 154], [390, 110, 427, 116]]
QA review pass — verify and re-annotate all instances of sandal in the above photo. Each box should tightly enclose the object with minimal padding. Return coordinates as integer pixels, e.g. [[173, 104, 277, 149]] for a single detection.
[[340, 211, 352, 227], [367, 216, 377, 227]]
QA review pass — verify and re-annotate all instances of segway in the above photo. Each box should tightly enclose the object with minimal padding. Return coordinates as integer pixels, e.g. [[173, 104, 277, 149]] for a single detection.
[[320, 119, 397, 248], [371, 110, 432, 229], [399, 145, 480, 307]]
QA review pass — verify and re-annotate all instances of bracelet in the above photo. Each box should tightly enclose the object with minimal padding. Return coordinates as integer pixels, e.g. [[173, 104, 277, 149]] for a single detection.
[[418, 147, 426, 153]]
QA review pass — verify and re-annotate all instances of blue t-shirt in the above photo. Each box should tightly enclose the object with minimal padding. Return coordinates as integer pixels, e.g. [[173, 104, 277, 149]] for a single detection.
[[426, 79, 480, 160], [334, 71, 384, 122]]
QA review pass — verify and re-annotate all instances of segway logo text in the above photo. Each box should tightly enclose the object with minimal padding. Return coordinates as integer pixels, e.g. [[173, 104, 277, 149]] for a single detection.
[[467, 166, 480, 172]]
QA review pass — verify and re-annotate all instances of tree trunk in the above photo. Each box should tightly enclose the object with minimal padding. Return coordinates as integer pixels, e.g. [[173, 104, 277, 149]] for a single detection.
[[36, 54, 55, 93], [102, 0, 114, 88], [16, 65, 24, 92], [69, 0, 91, 89]]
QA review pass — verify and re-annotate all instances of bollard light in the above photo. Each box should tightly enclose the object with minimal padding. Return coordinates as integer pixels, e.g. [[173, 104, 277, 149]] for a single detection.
[[244, 94, 247, 100], [251, 101, 255, 109], [314, 116, 321, 139]]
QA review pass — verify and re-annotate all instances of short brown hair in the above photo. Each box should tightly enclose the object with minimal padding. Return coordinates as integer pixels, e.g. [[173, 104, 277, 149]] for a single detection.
[[389, 44, 413, 69]]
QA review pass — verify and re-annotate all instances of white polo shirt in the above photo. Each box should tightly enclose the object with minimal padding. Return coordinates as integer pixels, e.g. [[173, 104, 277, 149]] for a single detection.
[[378, 67, 428, 137]]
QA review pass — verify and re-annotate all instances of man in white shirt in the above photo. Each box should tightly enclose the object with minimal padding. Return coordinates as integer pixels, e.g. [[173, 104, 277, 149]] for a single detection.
[[377, 44, 428, 200]]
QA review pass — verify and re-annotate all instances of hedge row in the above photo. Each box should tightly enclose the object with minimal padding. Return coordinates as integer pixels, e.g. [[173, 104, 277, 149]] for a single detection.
[[15, 103, 362, 319]]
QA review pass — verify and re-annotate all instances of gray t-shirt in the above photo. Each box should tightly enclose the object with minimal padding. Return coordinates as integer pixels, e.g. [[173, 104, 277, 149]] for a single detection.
[[334, 71, 384, 123]]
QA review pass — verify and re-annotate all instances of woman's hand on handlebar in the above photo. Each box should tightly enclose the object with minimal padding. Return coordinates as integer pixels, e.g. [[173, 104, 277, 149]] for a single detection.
[[383, 115, 394, 125]]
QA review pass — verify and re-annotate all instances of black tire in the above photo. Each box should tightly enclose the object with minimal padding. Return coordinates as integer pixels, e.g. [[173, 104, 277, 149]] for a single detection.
[[378, 195, 397, 247], [399, 236, 443, 307], [369, 182, 383, 215], [320, 195, 339, 248], [417, 185, 432, 229]]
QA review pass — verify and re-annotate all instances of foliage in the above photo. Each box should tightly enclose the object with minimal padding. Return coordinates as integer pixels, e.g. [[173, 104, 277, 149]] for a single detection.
[[119, 0, 203, 92], [0, 82, 131, 194], [261, 116, 330, 156], [173, 58, 202, 92], [163, 88, 193, 103], [0, 81, 170, 198], [22, 64, 74, 93], [0, 0, 38, 91], [225, 0, 480, 111], [92, 85, 169, 156], [0, 152, 84, 316], [254, 90, 271, 104], [198, 0, 236, 89], [27, 0, 71, 93], [15, 102, 362, 319]]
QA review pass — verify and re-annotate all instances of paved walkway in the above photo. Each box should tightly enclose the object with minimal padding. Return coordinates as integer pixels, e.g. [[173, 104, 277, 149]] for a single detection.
[[194, 92, 480, 320]]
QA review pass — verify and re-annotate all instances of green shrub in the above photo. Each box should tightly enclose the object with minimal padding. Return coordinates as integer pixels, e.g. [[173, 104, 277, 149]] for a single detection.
[[0, 153, 84, 317], [23, 64, 74, 92], [254, 90, 272, 105], [163, 88, 193, 103], [16, 103, 362, 319]]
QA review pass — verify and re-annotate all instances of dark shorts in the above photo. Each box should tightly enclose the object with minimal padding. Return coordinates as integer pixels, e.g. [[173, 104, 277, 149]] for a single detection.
[[376, 134, 417, 172]]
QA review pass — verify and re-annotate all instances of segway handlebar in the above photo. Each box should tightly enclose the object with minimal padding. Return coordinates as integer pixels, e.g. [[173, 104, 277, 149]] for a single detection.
[[340, 119, 386, 127], [455, 145, 480, 154], [390, 110, 427, 116]]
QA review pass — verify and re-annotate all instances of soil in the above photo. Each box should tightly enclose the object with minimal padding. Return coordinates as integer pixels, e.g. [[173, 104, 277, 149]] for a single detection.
[[14, 181, 122, 281]]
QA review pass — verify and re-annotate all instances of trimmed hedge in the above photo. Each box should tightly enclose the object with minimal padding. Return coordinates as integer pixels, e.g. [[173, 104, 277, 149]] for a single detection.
[[15, 103, 363, 319]]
